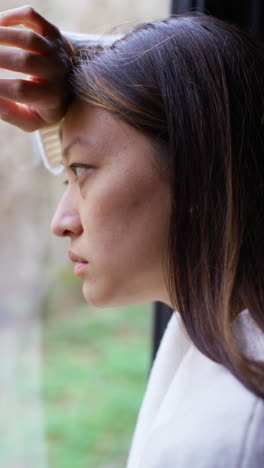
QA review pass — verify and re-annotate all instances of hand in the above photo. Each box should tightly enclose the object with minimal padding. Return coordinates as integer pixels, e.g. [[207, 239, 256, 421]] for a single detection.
[[0, 5, 74, 132]]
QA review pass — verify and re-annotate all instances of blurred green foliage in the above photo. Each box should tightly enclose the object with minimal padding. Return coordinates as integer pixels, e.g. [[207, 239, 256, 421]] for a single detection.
[[43, 283, 151, 468]]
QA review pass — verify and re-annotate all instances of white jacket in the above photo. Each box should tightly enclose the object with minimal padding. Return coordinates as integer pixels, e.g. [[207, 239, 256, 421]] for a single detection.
[[126, 310, 264, 467]]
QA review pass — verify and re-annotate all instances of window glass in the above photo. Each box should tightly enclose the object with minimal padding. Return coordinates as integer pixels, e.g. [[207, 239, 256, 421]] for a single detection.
[[0, 1, 170, 467]]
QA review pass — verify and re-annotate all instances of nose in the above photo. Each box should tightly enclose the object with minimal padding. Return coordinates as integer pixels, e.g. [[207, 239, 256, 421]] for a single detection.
[[50, 191, 83, 238]]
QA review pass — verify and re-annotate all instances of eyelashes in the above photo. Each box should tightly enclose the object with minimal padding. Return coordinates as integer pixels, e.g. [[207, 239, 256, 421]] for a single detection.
[[63, 164, 93, 186]]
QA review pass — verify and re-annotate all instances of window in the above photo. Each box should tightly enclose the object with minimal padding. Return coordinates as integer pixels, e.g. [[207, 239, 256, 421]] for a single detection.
[[0, 1, 170, 467]]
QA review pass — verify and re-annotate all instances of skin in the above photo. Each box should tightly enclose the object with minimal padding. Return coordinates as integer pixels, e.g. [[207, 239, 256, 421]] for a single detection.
[[51, 100, 172, 308], [0, 6, 72, 131], [0, 6, 172, 308]]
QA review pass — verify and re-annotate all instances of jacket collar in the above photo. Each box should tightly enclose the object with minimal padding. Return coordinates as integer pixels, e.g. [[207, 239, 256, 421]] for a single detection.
[[126, 309, 264, 467]]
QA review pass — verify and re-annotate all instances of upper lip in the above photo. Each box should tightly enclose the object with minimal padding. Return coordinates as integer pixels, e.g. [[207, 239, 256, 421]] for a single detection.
[[68, 250, 88, 263]]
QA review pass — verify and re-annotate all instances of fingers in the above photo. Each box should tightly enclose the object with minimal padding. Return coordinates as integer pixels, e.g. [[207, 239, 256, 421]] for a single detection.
[[0, 6, 71, 130], [0, 5, 59, 38], [0, 26, 51, 55], [0, 48, 57, 78], [0, 79, 53, 105], [0, 97, 44, 132]]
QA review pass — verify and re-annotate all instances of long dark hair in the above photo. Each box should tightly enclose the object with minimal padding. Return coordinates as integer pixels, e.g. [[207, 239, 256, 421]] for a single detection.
[[71, 14, 264, 397]]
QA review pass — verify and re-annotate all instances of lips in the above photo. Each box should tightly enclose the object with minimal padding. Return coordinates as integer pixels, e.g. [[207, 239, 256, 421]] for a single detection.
[[68, 250, 89, 277], [68, 250, 88, 264]]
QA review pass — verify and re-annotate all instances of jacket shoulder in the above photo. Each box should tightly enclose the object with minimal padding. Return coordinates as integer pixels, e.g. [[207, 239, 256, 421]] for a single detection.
[[140, 350, 264, 468], [239, 397, 264, 468]]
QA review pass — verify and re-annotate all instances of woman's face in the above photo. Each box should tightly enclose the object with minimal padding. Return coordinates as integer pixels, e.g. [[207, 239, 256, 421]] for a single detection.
[[51, 100, 172, 307]]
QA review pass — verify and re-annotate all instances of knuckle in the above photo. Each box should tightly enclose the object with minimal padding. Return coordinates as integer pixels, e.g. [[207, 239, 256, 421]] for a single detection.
[[19, 50, 34, 70], [26, 30, 38, 49], [13, 81, 28, 101], [26, 31, 51, 55], [49, 23, 59, 36], [23, 5, 36, 17]]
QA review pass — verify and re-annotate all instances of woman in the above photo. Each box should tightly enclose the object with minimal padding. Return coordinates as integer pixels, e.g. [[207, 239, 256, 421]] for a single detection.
[[0, 6, 264, 467]]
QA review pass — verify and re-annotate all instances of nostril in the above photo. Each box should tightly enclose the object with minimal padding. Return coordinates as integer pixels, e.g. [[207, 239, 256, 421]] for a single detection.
[[50, 211, 83, 238], [61, 229, 72, 237], [50, 218, 68, 238]]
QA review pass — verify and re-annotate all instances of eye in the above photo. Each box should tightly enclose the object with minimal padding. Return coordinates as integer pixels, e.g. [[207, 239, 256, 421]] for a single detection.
[[71, 165, 88, 178], [63, 164, 93, 186]]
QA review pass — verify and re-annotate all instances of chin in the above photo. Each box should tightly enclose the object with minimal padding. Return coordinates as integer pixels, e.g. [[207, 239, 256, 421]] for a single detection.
[[82, 282, 118, 308], [82, 282, 146, 309]]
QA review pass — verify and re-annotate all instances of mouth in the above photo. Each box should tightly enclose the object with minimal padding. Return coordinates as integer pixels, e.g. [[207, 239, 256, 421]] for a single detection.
[[68, 250, 89, 276]]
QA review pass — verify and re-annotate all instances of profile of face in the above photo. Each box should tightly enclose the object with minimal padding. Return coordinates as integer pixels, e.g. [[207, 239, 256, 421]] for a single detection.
[[51, 100, 172, 308]]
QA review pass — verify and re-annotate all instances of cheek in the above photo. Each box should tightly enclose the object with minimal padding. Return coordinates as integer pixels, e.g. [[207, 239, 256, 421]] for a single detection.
[[98, 189, 144, 241], [81, 172, 158, 248], [78, 150, 171, 270]]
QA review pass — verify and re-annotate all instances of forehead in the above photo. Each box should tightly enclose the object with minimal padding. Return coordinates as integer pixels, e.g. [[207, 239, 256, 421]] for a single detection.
[[60, 100, 159, 165], [60, 100, 166, 178], [60, 101, 125, 163], [61, 101, 121, 144]]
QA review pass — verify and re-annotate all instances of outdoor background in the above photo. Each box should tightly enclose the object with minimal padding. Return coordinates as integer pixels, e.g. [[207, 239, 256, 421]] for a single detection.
[[0, 0, 170, 467]]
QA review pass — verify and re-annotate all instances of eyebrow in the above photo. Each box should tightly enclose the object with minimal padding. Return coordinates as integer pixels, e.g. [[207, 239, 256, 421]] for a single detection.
[[61, 136, 93, 162]]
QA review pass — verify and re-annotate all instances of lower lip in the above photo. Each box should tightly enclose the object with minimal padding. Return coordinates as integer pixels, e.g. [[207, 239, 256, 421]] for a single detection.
[[74, 262, 89, 276]]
